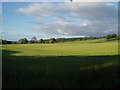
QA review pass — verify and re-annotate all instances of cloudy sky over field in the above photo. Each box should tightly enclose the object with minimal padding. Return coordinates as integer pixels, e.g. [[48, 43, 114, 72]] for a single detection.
[[2, 0, 118, 41]]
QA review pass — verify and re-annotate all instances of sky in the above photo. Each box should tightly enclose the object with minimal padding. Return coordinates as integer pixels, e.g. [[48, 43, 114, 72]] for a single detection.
[[2, 1, 118, 41], [1, 0, 120, 2]]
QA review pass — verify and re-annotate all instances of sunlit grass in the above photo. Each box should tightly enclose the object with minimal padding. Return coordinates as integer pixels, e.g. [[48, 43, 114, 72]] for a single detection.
[[2, 39, 118, 56]]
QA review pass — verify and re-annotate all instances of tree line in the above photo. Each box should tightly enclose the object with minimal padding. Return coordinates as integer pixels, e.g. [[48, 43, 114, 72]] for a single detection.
[[0, 34, 120, 44]]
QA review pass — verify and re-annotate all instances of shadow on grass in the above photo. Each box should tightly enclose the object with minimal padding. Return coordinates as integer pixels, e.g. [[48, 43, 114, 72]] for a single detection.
[[2, 49, 120, 88]]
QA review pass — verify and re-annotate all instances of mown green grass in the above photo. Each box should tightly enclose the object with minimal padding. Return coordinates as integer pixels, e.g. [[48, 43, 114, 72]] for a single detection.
[[2, 39, 119, 88], [2, 39, 118, 56]]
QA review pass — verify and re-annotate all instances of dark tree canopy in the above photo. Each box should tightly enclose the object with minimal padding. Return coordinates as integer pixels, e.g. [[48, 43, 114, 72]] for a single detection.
[[31, 37, 37, 43], [49, 38, 56, 43], [38, 39, 44, 43], [18, 38, 28, 44], [111, 34, 117, 38], [106, 34, 112, 39], [106, 34, 117, 39], [31, 37, 37, 41], [0, 39, 12, 44]]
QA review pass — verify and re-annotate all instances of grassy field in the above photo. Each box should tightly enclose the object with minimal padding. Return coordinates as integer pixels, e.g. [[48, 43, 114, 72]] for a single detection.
[[2, 39, 119, 88], [2, 39, 118, 56]]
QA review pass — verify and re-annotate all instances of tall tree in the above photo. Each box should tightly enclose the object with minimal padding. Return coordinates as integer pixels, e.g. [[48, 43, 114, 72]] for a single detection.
[[31, 37, 37, 41], [111, 34, 117, 38], [49, 38, 56, 43], [31, 37, 37, 43], [38, 39, 44, 43], [18, 38, 28, 44]]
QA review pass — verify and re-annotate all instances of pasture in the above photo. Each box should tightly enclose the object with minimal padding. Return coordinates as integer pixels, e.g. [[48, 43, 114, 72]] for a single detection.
[[2, 39, 119, 88]]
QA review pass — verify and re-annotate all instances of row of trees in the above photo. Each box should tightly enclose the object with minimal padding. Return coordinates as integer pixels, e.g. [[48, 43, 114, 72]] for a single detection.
[[18, 37, 57, 44], [17, 36, 105, 44], [106, 34, 119, 41], [0, 39, 12, 44], [0, 39, 18, 44], [1, 34, 119, 44]]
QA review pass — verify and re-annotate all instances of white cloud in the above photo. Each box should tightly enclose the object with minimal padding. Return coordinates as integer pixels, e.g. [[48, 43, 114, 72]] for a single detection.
[[54, 17, 69, 25], [17, 2, 118, 37], [17, 2, 118, 20], [80, 20, 92, 26]]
